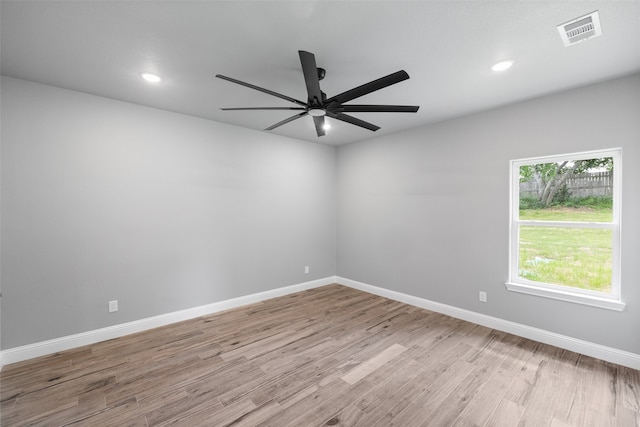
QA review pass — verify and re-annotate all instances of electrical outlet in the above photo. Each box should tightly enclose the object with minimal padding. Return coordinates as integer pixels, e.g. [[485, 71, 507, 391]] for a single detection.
[[479, 292, 487, 303], [109, 300, 118, 312], [304, 266, 309, 274]]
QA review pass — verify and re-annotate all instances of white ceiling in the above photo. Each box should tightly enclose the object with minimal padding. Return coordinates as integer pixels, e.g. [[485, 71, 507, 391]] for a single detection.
[[2, 1, 640, 146]]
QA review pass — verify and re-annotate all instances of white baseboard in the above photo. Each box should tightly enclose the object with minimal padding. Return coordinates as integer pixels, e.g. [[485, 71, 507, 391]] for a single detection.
[[0, 276, 336, 367], [337, 276, 640, 370], [4, 276, 638, 371]]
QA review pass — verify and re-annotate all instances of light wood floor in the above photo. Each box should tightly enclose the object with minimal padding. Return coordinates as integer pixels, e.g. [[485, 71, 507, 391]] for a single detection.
[[1, 284, 639, 426]]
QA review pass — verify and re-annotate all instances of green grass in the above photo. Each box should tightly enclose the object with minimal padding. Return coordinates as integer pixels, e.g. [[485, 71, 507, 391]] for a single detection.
[[518, 207, 612, 293], [519, 195, 612, 211], [563, 196, 612, 210], [519, 206, 612, 222]]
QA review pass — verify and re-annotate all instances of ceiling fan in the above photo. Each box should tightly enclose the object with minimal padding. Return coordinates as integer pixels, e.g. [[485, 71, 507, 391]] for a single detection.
[[216, 50, 420, 137]]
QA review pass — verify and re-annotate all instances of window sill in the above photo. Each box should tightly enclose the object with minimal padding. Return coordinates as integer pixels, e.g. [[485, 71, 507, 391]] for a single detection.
[[505, 282, 626, 311]]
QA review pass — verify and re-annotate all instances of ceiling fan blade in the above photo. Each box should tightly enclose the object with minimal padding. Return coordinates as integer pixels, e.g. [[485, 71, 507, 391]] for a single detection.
[[265, 111, 308, 131], [299, 51, 323, 106], [216, 74, 307, 107], [334, 105, 420, 113], [325, 70, 410, 105], [313, 116, 326, 137], [221, 107, 306, 111], [326, 111, 380, 132]]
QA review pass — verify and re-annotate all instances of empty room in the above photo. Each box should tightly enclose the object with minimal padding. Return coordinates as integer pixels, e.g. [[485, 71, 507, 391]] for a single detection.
[[1, 1, 639, 426]]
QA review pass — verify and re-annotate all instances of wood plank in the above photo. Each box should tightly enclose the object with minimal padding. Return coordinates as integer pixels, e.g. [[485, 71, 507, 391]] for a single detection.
[[254, 377, 352, 427], [484, 398, 525, 426], [341, 343, 407, 384], [64, 396, 143, 427], [451, 336, 537, 426], [420, 332, 516, 426], [143, 391, 223, 426], [227, 399, 283, 427], [618, 365, 640, 412], [157, 397, 255, 427]]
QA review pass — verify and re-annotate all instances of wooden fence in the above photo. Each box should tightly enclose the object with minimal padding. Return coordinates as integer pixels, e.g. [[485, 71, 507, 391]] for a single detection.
[[520, 171, 612, 198]]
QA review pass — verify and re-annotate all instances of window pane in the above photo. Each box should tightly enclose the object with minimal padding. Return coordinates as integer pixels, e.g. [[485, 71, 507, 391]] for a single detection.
[[519, 157, 613, 222], [518, 226, 612, 292]]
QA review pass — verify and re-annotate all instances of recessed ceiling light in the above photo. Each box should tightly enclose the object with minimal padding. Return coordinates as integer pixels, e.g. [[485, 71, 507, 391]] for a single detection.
[[491, 60, 515, 72], [322, 122, 331, 131], [141, 73, 162, 83]]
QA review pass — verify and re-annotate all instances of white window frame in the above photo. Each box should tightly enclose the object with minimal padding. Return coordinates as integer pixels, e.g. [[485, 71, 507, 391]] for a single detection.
[[506, 148, 624, 311]]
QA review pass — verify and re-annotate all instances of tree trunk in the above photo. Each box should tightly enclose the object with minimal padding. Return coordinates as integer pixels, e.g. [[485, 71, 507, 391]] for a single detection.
[[539, 161, 583, 206]]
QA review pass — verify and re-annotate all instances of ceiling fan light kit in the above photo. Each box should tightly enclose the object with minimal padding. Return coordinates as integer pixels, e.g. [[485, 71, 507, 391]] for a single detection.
[[216, 50, 420, 137]]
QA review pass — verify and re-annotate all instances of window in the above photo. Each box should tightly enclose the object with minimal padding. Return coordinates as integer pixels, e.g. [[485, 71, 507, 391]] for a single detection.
[[507, 148, 624, 311]]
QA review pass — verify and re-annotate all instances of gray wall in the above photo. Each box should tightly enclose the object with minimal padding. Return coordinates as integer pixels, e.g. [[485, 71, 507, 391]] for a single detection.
[[337, 73, 640, 354], [1, 77, 337, 349], [3, 73, 639, 356]]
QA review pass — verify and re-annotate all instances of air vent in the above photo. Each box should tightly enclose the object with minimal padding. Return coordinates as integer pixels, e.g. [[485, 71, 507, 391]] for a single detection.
[[557, 11, 602, 47]]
